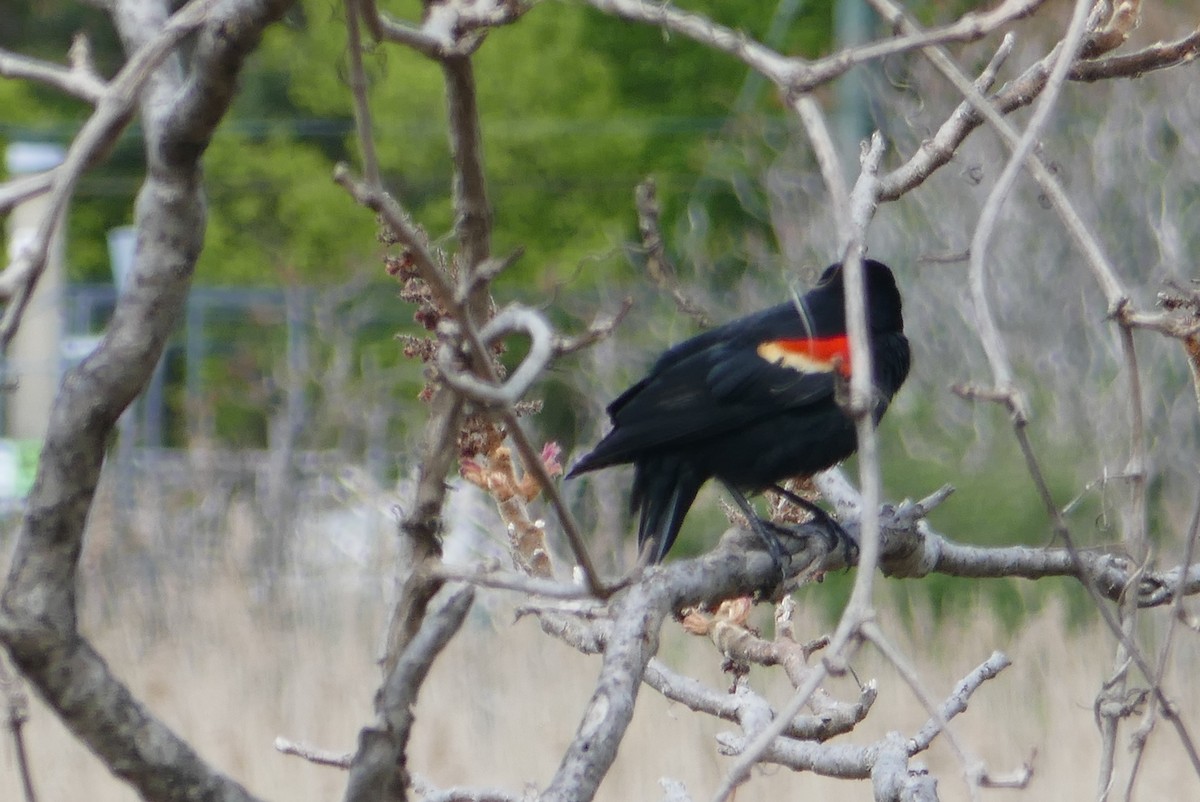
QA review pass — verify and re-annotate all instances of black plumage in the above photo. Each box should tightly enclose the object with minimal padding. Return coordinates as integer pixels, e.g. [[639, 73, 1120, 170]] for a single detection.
[[568, 259, 911, 563]]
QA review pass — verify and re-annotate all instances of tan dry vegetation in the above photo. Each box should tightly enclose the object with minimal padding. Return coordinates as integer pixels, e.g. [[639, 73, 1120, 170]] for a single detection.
[[5, 566, 1200, 801]]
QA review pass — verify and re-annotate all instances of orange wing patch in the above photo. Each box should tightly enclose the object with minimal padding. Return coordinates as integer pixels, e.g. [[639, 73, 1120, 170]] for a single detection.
[[756, 335, 851, 377]]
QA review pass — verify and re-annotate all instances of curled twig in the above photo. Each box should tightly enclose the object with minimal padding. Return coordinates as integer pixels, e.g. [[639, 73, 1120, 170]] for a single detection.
[[437, 304, 555, 408]]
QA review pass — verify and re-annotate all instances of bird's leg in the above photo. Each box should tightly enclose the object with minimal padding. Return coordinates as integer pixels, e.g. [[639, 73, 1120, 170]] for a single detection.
[[769, 483, 858, 565], [720, 481, 790, 576]]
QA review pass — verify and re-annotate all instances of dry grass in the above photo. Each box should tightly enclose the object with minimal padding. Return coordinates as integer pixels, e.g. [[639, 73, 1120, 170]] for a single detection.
[[5, 559, 1199, 802]]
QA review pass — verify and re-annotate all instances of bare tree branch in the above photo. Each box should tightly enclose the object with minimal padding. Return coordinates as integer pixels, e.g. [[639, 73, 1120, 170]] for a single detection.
[[275, 736, 354, 769], [909, 651, 1013, 754], [877, 15, 1199, 202], [1071, 27, 1200, 81], [0, 172, 56, 237], [437, 305, 555, 407], [0, 2, 295, 800], [345, 0, 382, 188], [411, 774, 523, 802], [872, 0, 1130, 311], [0, 655, 36, 802], [877, 30, 1015, 202], [0, 37, 107, 103], [585, 0, 1046, 96], [711, 134, 889, 802], [343, 585, 475, 802], [966, 0, 1094, 403], [861, 621, 990, 799], [634, 178, 711, 327], [789, 96, 849, 241], [442, 53, 494, 318], [643, 655, 875, 743], [869, 0, 1200, 779], [0, 0, 220, 343], [1124, 487, 1200, 799], [359, 0, 529, 59], [553, 298, 634, 357], [431, 564, 596, 599]]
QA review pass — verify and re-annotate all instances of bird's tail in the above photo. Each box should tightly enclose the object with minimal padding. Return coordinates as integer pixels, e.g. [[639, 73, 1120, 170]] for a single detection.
[[632, 458, 703, 564]]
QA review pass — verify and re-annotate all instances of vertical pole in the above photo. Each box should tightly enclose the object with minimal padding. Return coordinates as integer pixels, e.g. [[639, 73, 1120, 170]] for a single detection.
[[185, 293, 206, 443], [4, 142, 67, 441], [834, 0, 876, 173]]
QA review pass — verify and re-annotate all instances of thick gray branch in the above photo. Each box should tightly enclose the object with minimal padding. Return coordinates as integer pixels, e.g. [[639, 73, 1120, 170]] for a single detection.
[[0, 0, 218, 344], [0, 172, 55, 232], [0, 2, 294, 802], [539, 581, 671, 802], [343, 586, 476, 802], [538, 530, 840, 802]]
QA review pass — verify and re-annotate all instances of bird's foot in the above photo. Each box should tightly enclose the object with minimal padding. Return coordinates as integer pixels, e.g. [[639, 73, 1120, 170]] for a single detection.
[[747, 517, 792, 579], [768, 484, 857, 567]]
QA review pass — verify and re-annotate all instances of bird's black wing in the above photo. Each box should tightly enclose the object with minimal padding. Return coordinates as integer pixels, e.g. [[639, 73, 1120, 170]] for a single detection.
[[571, 326, 846, 473]]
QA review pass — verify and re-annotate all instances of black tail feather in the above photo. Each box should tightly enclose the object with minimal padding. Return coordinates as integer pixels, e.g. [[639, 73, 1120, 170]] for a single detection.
[[632, 458, 703, 563]]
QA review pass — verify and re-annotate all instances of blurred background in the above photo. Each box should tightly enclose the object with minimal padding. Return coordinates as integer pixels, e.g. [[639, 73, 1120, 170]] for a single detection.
[[3, 1, 1200, 799]]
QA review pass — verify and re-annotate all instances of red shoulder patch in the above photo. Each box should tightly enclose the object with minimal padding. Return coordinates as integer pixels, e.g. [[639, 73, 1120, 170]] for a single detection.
[[756, 335, 851, 377]]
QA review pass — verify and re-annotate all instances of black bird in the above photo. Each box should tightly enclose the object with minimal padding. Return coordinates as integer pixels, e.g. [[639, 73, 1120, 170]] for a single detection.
[[568, 259, 910, 564]]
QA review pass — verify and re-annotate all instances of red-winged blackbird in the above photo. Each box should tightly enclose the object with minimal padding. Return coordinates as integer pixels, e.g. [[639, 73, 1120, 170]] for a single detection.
[[568, 259, 910, 564]]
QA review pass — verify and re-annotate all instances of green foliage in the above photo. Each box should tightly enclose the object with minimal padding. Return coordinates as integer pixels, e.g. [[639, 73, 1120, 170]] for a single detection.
[[200, 133, 378, 283], [3, 0, 847, 292]]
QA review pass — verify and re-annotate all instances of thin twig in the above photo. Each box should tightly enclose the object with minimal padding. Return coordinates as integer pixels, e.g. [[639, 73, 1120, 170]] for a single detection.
[[0, 0, 220, 349], [0, 655, 37, 802], [862, 622, 988, 801], [553, 298, 634, 357], [274, 736, 353, 769], [907, 649, 1013, 755], [345, 0, 381, 187], [334, 166, 458, 312], [634, 178, 710, 327], [710, 134, 887, 802], [1123, 486, 1200, 800], [437, 305, 554, 407], [0, 40, 107, 103], [789, 96, 849, 243], [429, 564, 596, 600], [966, 0, 1094, 405], [827, 131, 887, 622]]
